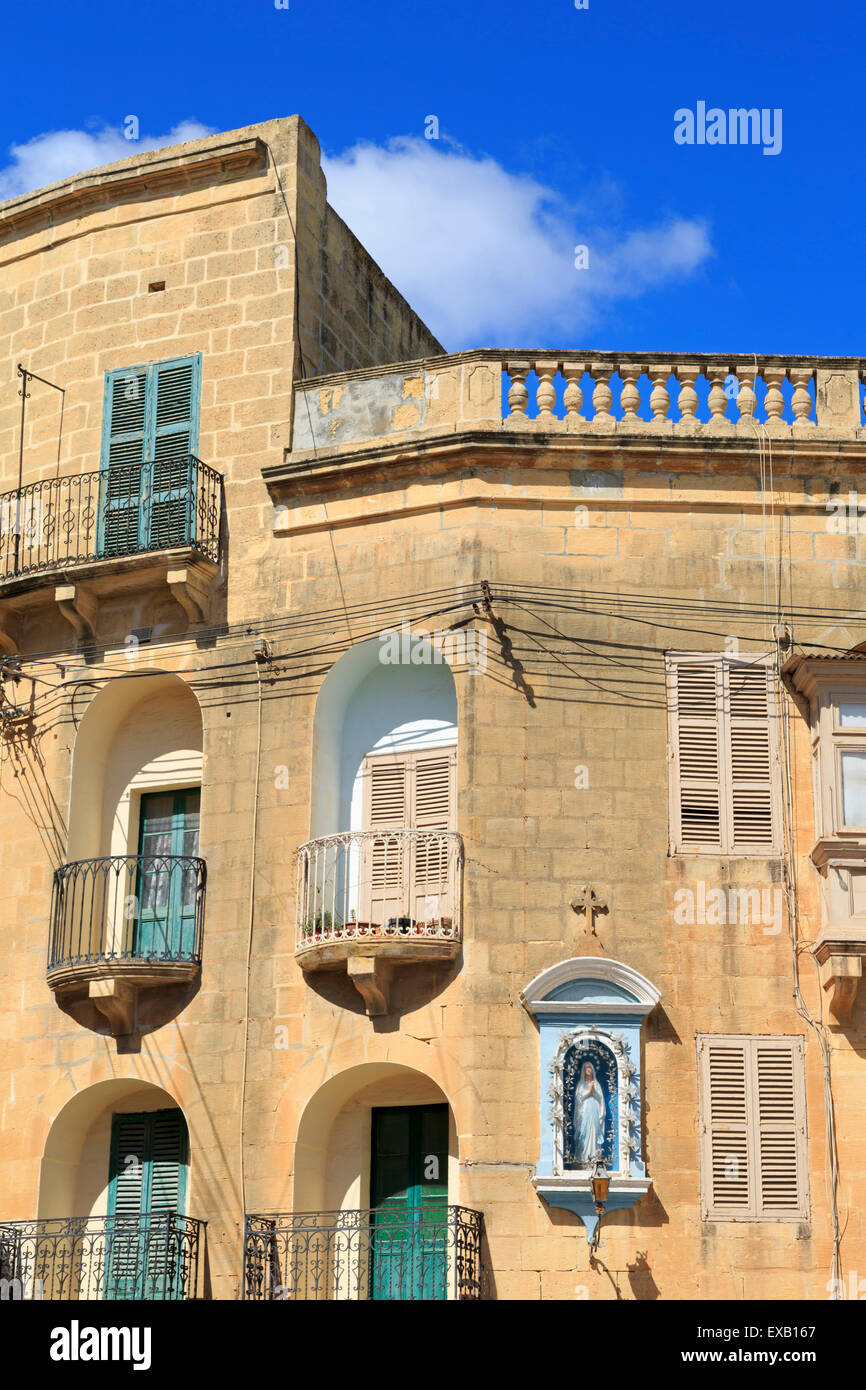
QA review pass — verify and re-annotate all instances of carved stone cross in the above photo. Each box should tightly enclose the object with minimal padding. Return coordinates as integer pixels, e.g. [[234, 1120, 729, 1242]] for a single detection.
[[570, 884, 608, 936]]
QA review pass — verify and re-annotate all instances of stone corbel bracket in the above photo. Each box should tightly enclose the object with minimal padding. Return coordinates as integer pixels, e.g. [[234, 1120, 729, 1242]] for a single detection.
[[814, 939, 863, 1023], [347, 955, 394, 1016], [0, 602, 19, 655], [167, 564, 213, 626], [55, 583, 97, 643], [88, 978, 135, 1036]]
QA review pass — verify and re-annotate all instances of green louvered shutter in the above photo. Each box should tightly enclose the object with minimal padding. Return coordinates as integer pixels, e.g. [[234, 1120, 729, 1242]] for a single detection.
[[100, 366, 149, 557], [106, 1111, 150, 1299], [149, 358, 200, 550], [149, 1109, 188, 1213], [107, 1108, 189, 1300], [99, 355, 201, 558]]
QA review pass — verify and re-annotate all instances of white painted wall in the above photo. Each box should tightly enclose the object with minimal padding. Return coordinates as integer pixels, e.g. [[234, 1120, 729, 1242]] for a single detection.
[[310, 636, 457, 838], [68, 672, 204, 862]]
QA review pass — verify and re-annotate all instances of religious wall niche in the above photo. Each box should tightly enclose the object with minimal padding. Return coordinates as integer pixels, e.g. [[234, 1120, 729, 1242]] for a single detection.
[[520, 957, 660, 1240]]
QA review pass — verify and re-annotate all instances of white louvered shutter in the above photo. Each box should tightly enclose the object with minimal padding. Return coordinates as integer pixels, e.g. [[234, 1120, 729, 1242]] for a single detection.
[[411, 748, 457, 923], [699, 1038, 752, 1218], [754, 1040, 806, 1218], [700, 1036, 808, 1220], [727, 664, 777, 852], [361, 756, 409, 923], [671, 662, 723, 850], [669, 656, 779, 854], [360, 746, 456, 927]]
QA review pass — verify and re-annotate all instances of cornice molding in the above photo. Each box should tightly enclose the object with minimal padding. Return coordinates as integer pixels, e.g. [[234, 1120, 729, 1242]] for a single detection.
[[520, 956, 661, 1016], [0, 136, 268, 238]]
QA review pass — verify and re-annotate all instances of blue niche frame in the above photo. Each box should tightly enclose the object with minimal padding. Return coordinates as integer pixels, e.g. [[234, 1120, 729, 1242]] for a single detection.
[[519, 957, 661, 1242]]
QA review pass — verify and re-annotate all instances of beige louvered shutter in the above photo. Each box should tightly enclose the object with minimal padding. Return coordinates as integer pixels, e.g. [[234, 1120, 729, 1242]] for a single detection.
[[700, 1036, 808, 1221], [669, 661, 723, 851], [360, 755, 408, 924], [699, 1037, 753, 1218], [726, 664, 777, 852], [753, 1038, 807, 1219], [411, 748, 457, 924]]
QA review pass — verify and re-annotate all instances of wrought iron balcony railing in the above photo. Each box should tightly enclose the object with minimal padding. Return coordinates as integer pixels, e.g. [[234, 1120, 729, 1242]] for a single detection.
[[49, 855, 206, 975], [296, 829, 463, 952], [0, 1213, 206, 1301], [0, 455, 222, 582], [244, 1206, 483, 1301]]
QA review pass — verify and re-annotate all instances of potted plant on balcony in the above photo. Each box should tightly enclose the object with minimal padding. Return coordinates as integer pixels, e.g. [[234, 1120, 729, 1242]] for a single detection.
[[352, 911, 382, 938], [301, 910, 338, 940], [385, 917, 417, 936], [419, 915, 452, 935]]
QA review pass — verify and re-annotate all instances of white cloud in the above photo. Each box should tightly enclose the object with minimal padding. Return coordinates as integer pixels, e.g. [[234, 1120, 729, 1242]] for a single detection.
[[0, 121, 214, 201], [323, 136, 712, 348], [0, 123, 712, 349]]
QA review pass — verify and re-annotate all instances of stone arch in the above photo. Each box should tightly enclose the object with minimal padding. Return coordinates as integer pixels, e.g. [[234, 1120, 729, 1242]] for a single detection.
[[266, 1036, 487, 1217], [309, 634, 458, 839], [37, 1077, 188, 1221], [293, 1062, 455, 1213], [67, 670, 203, 863]]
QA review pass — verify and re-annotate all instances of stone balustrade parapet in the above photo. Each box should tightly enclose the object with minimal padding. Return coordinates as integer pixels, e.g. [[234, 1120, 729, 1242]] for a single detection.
[[287, 349, 866, 457]]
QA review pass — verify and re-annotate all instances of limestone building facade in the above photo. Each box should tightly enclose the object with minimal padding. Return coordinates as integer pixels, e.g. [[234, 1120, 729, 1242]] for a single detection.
[[1, 115, 864, 1301]]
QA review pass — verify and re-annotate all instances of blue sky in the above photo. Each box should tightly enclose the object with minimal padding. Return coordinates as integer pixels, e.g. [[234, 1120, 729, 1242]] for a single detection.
[[1, 0, 862, 354]]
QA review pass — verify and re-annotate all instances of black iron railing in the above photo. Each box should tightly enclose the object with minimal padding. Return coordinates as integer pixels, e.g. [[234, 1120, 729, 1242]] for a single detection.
[[0, 455, 222, 581], [48, 856, 206, 973], [0, 1213, 205, 1300], [243, 1206, 483, 1301]]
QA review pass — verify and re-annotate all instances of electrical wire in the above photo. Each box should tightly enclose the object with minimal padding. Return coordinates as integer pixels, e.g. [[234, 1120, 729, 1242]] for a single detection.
[[774, 632, 843, 1298], [238, 650, 264, 1270]]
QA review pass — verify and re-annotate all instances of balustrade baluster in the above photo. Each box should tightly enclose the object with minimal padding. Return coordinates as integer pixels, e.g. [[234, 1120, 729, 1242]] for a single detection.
[[590, 367, 615, 431], [791, 367, 814, 430], [562, 362, 585, 424], [706, 363, 734, 434], [619, 362, 644, 425], [674, 364, 700, 433], [535, 359, 558, 422], [733, 365, 758, 433], [505, 361, 530, 417], [763, 368, 788, 434], [648, 366, 672, 429]]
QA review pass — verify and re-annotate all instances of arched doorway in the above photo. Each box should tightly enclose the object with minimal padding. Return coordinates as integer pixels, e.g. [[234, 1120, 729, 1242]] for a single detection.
[[1, 1080, 205, 1300], [246, 1062, 482, 1300]]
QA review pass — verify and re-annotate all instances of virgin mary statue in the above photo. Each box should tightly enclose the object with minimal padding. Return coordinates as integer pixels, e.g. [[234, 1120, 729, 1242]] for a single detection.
[[573, 1060, 606, 1166]]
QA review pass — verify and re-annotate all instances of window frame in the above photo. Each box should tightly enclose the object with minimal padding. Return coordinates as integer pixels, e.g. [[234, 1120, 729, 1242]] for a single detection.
[[697, 1033, 809, 1223], [666, 651, 782, 857], [97, 353, 203, 558], [827, 687, 866, 835]]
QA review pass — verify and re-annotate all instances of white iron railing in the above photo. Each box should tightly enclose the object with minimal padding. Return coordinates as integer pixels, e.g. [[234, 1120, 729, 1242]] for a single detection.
[[295, 829, 463, 951]]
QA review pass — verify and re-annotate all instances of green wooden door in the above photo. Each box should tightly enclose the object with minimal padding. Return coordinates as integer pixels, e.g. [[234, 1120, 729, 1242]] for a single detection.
[[370, 1104, 448, 1300], [106, 1109, 188, 1300], [134, 789, 200, 958], [98, 355, 201, 558]]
